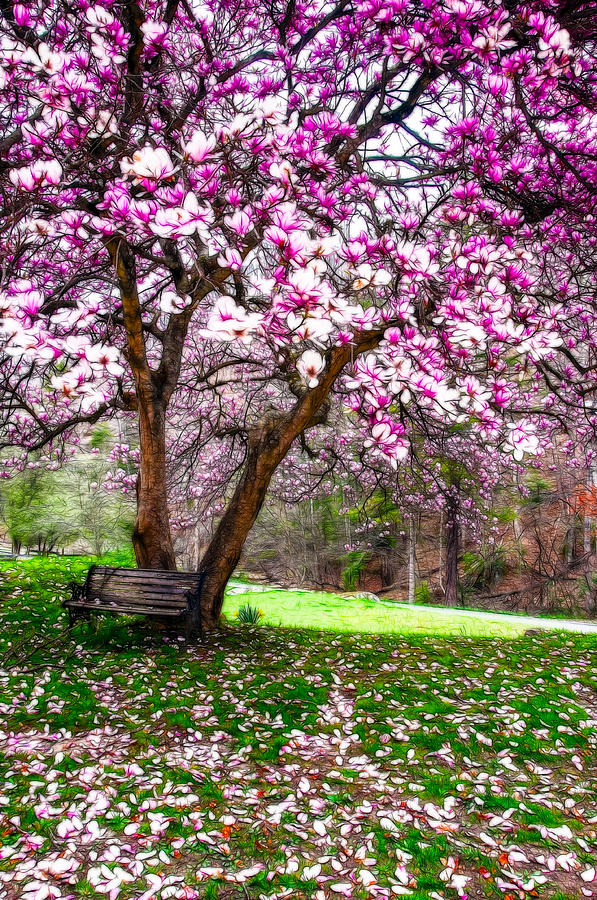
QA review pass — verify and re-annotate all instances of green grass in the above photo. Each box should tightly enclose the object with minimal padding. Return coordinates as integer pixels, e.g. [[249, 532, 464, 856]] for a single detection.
[[0, 555, 595, 899], [225, 586, 544, 636]]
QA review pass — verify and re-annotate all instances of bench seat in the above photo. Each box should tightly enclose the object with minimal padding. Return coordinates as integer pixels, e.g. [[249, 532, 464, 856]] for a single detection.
[[64, 565, 205, 637]]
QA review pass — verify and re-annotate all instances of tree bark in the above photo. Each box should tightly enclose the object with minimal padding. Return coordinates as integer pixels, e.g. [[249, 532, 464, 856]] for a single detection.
[[133, 392, 176, 570], [407, 516, 416, 604], [444, 500, 459, 607], [106, 236, 177, 570], [198, 422, 290, 628]]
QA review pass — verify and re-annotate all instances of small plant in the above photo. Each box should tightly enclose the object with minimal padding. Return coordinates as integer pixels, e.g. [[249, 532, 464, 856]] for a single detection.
[[341, 550, 369, 591], [523, 474, 553, 506], [462, 546, 507, 590], [235, 603, 264, 625], [414, 580, 432, 604]]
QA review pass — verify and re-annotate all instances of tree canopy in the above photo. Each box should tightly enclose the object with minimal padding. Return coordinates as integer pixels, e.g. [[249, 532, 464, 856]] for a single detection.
[[1, 0, 596, 624]]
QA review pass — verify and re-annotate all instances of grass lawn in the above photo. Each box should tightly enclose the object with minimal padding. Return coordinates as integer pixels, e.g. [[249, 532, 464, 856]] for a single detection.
[[0, 556, 596, 900], [225, 588, 530, 638]]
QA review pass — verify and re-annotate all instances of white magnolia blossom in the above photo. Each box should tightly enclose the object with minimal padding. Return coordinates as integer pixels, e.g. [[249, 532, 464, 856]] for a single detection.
[[286, 311, 335, 344], [9, 159, 62, 191], [352, 264, 392, 291], [85, 5, 115, 27], [120, 146, 175, 183], [23, 42, 65, 73], [150, 193, 214, 241], [141, 20, 168, 46], [296, 349, 325, 387], [504, 422, 541, 460], [86, 109, 118, 138], [159, 291, 190, 315], [21, 882, 62, 900], [85, 343, 125, 376], [449, 321, 488, 350]]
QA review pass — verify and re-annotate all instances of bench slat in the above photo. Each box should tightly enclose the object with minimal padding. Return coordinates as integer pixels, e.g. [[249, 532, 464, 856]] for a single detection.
[[65, 600, 185, 617], [79, 599, 187, 611], [78, 594, 187, 607], [66, 598, 184, 608], [88, 582, 198, 594], [87, 581, 198, 592], [91, 567, 199, 580], [87, 578, 197, 594], [82, 582, 188, 595], [86, 587, 192, 599]]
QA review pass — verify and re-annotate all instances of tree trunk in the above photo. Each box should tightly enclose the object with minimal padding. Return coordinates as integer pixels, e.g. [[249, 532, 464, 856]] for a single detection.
[[438, 510, 443, 591], [583, 513, 592, 554], [444, 501, 459, 607], [198, 423, 291, 628], [133, 395, 176, 570], [583, 463, 595, 554], [407, 516, 416, 604], [105, 236, 177, 571]]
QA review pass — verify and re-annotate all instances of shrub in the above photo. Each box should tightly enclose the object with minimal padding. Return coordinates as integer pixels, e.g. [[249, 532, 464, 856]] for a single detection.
[[523, 475, 553, 506], [462, 546, 507, 590]]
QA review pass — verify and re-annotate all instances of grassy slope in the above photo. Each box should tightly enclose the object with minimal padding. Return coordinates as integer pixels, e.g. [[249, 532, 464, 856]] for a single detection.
[[0, 556, 595, 900], [224, 587, 529, 637]]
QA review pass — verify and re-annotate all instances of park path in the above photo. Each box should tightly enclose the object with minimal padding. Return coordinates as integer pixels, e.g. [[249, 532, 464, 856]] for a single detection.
[[385, 600, 597, 633], [227, 580, 597, 634]]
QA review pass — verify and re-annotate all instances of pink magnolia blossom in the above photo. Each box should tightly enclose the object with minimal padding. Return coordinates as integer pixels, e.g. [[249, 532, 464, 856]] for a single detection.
[[9, 160, 62, 191], [202, 297, 263, 343], [183, 130, 217, 163], [224, 208, 253, 237]]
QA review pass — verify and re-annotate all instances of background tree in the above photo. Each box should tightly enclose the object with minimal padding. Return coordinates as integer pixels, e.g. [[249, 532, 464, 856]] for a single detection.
[[0, 427, 134, 556], [0, 465, 75, 553]]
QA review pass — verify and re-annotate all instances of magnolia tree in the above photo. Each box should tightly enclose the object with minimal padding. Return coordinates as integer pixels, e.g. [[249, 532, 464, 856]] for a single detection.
[[1, 0, 597, 627]]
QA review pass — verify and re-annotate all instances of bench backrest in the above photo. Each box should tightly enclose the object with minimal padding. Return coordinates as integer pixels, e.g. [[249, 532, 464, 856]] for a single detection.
[[86, 566, 202, 611]]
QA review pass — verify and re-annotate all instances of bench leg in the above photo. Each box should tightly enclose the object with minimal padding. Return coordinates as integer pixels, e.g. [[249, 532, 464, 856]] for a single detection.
[[67, 608, 93, 630], [185, 609, 203, 642]]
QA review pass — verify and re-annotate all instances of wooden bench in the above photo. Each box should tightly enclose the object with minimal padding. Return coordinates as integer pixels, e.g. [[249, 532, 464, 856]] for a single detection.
[[64, 565, 205, 638]]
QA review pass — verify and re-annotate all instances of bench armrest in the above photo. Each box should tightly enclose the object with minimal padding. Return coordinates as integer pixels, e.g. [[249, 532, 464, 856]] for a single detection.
[[65, 580, 86, 605], [186, 573, 205, 606]]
